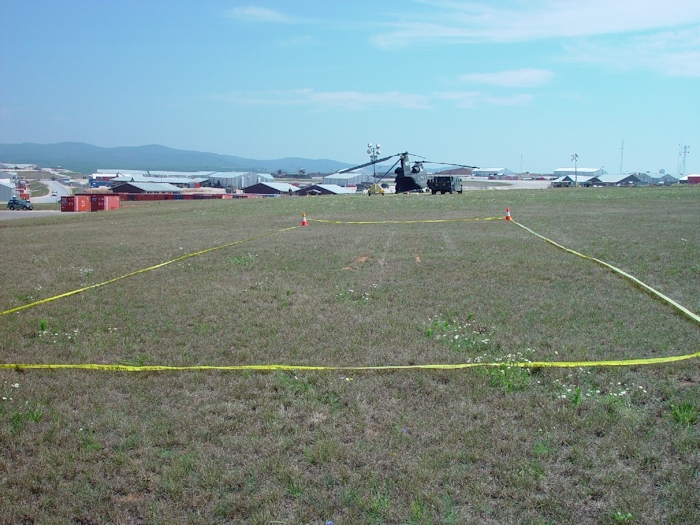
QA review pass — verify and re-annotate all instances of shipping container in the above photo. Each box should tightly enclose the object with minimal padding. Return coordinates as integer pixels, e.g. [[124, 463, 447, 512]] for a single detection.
[[76, 195, 91, 212], [60, 196, 75, 212]]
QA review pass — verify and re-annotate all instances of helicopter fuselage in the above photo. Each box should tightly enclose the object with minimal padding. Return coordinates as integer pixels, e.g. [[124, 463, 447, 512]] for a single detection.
[[394, 153, 428, 193]]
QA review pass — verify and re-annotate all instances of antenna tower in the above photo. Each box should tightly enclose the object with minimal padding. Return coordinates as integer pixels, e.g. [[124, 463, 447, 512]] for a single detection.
[[677, 144, 690, 176], [619, 139, 624, 174]]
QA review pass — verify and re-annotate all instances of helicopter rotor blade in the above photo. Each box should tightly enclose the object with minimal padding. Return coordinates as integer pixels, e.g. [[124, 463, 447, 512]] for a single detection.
[[422, 160, 479, 169], [337, 154, 398, 174], [404, 152, 427, 160], [373, 159, 401, 182]]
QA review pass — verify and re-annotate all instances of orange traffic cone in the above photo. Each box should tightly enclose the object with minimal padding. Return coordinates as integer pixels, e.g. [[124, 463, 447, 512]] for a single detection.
[[301, 212, 308, 226], [505, 208, 512, 221]]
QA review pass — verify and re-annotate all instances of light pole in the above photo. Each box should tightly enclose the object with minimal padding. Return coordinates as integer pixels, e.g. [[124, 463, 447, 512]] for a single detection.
[[367, 143, 381, 179], [571, 153, 578, 187]]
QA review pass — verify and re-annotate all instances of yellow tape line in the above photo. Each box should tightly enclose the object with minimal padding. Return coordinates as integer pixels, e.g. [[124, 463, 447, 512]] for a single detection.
[[309, 216, 503, 224], [511, 220, 700, 326], [2, 350, 700, 372], [3, 215, 699, 372], [1, 227, 297, 316]]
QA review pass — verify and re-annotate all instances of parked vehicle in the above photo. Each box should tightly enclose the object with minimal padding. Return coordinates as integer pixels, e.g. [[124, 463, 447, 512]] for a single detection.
[[367, 183, 385, 196], [427, 175, 463, 194], [7, 196, 33, 210]]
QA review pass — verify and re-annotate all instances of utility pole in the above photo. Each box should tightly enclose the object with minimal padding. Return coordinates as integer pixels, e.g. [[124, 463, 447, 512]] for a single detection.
[[367, 143, 380, 179], [619, 139, 624, 174], [678, 144, 690, 176], [571, 153, 578, 187]]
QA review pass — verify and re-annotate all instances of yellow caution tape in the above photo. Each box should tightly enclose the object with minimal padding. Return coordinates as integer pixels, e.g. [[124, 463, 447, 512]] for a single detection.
[[511, 220, 700, 326], [1, 227, 297, 316], [2, 350, 699, 372], [2, 214, 698, 372], [309, 216, 503, 224]]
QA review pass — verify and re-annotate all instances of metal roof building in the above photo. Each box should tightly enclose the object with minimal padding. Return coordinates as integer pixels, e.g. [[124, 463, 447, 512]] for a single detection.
[[0, 179, 15, 201], [208, 172, 274, 190], [551, 174, 641, 187], [96, 169, 215, 178], [295, 184, 356, 196], [322, 171, 372, 187], [553, 168, 606, 177], [109, 174, 209, 187], [111, 182, 184, 193], [596, 174, 640, 186], [473, 168, 514, 178], [243, 182, 298, 195]]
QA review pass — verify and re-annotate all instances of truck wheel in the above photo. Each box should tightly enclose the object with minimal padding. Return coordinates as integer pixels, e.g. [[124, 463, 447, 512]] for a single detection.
[[431, 190, 437, 195], [457, 190, 463, 194], [9, 205, 15, 210]]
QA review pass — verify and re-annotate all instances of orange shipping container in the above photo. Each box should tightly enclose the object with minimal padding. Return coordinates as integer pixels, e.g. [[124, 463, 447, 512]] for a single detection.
[[105, 195, 120, 210], [76, 195, 90, 212], [90, 195, 120, 211]]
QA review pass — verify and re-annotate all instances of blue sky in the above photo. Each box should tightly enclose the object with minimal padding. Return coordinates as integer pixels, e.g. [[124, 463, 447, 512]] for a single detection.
[[1, 0, 699, 174]]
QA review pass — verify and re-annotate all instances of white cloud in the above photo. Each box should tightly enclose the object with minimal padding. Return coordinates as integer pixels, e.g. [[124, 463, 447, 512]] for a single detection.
[[459, 68, 555, 87], [371, 0, 700, 47], [566, 25, 700, 77], [485, 94, 534, 106], [211, 89, 431, 110], [211, 88, 532, 110], [436, 91, 480, 108], [227, 6, 307, 24]]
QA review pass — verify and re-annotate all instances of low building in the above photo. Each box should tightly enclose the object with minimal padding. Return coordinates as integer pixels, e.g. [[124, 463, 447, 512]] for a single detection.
[[108, 174, 209, 188], [208, 172, 274, 191], [243, 182, 299, 195], [295, 184, 356, 196], [110, 182, 183, 194], [473, 168, 514, 179], [322, 171, 373, 187], [0, 179, 15, 201], [553, 167, 606, 178], [551, 175, 599, 187], [596, 174, 641, 186], [551, 173, 640, 187]]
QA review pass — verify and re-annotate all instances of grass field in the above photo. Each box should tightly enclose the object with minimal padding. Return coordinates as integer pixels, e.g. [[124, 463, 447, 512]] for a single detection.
[[1, 187, 699, 524]]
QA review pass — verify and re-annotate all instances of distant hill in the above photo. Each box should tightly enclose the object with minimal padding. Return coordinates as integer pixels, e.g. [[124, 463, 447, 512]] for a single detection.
[[0, 142, 354, 174]]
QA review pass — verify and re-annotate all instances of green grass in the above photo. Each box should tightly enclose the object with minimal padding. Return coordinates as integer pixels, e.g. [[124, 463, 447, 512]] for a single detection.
[[0, 186, 699, 524], [28, 180, 49, 198]]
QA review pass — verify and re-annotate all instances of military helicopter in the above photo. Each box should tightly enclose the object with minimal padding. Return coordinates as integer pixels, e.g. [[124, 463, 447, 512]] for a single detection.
[[337, 151, 477, 194]]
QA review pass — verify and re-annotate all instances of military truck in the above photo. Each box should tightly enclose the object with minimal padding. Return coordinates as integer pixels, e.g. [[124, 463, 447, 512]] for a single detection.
[[427, 175, 463, 194]]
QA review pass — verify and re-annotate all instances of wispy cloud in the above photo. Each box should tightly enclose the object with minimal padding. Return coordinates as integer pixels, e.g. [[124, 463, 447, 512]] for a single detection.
[[212, 88, 533, 110], [226, 6, 309, 24], [436, 91, 480, 108], [459, 68, 555, 87], [210, 89, 431, 110], [371, 0, 700, 47], [566, 26, 700, 77], [485, 94, 534, 106]]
